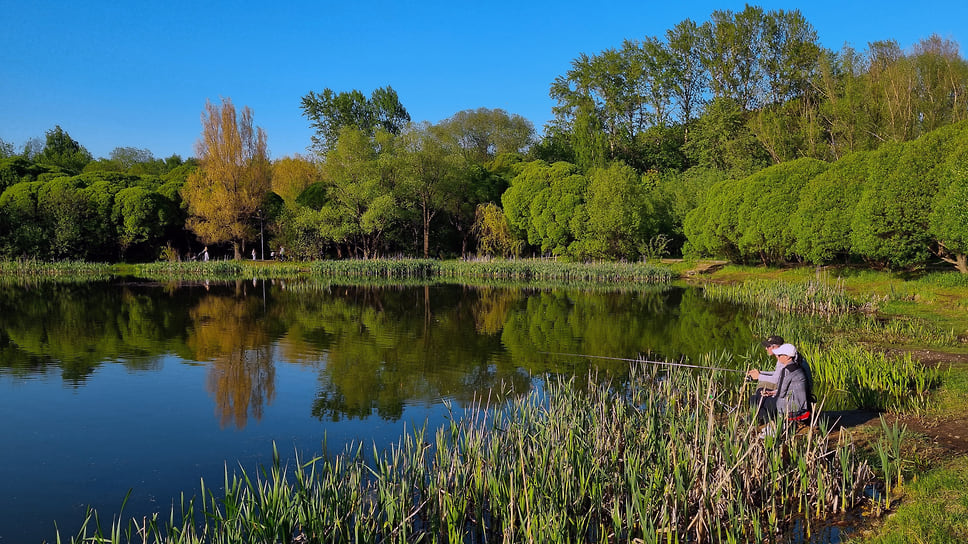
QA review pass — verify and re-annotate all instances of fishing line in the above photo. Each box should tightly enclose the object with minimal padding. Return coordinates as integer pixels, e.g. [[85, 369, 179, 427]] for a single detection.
[[539, 351, 748, 374]]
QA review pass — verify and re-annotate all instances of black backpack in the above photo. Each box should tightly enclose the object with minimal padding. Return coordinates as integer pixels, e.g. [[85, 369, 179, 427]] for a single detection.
[[796, 353, 817, 405]]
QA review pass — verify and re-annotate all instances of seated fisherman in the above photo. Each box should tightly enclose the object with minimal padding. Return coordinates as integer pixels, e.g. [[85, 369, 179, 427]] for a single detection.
[[747, 343, 810, 425]]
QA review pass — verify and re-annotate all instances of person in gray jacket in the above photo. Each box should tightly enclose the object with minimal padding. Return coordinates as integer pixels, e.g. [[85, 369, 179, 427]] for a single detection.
[[748, 343, 809, 424]]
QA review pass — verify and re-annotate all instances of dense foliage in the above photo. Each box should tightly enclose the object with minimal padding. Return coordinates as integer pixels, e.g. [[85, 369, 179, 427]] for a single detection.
[[2, 5, 967, 269], [686, 121, 968, 271]]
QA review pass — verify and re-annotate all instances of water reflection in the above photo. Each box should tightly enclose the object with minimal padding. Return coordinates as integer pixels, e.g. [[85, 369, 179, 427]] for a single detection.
[[0, 279, 759, 428]]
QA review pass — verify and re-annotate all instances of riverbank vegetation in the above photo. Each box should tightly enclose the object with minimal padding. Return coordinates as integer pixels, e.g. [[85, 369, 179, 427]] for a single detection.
[[62, 368, 876, 544], [695, 263, 968, 542]]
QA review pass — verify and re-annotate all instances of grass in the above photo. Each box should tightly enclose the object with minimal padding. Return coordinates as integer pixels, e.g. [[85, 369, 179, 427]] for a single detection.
[[310, 258, 676, 284], [0, 259, 112, 282], [58, 366, 878, 544], [848, 455, 968, 543], [701, 269, 875, 315]]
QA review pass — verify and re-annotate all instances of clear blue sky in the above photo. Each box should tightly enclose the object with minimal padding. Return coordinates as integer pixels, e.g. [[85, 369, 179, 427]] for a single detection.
[[2, 0, 966, 161]]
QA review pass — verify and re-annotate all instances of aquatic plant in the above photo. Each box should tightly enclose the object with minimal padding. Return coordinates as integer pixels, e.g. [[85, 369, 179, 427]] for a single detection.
[[60, 367, 875, 543], [702, 272, 873, 315], [0, 259, 111, 282], [308, 258, 676, 285]]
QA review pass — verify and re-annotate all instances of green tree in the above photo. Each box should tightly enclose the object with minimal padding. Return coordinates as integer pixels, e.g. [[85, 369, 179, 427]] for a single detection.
[[182, 98, 271, 259], [734, 158, 829, 263], [472, 203, 521, 258], [319, 127, 401, 258], [685, 97, 769, 176], [437, 108, 534, 164], [929, 142, 968, 273], [37, 177, 91, 259], [113, 186, 167, 258], [502, 160, 588, 256], [0, 181, 45, 258], [36, 126, 92, 174], [792, 151, 870, 264], [665, 19, 708, 130], [850, 126, 962, 268], [578, 162, 651, 259], [301, 86, 410, 155], [399, 122, 462, 258]]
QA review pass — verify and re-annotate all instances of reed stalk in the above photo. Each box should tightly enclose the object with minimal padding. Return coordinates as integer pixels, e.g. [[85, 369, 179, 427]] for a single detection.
[[59, 365, 877, 544]]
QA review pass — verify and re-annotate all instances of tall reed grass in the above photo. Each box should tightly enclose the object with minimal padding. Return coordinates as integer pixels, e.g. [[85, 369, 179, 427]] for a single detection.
[[800, 343, 944, 413], [309, 259, 675, 284], [0, 259, 111, 282], [136, 261, 309, 280], [703, 273, 872, 315], [132, 259, 674, 285], [61, 366, 875, 544]]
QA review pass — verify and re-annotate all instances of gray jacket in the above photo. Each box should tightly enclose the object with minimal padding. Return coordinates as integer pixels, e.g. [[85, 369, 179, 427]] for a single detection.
[[775, 362, 809, 415]]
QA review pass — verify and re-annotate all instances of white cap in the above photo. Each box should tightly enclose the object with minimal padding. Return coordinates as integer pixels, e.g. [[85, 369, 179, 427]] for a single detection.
[[773, 343, 797, 358]]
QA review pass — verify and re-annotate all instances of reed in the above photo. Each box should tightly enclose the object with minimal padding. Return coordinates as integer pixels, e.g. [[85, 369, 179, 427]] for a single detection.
[[702, 272, 872, 315], [309, 258, 675, 284], [800, 343, 944, 412], [60, 366, 876, 544], [135, 261, 309, 280], [0, 259, 111, 281]]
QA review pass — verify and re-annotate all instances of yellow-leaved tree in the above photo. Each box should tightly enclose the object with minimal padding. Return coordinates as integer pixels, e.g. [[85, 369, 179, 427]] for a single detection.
[[271, 154, 319, 204], [183, 97, 270, 259]]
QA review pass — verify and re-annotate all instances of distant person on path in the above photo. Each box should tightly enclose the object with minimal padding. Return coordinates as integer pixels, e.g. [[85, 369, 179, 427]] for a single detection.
[[252, 248, 257, 260], [203, 246, 209, 262]]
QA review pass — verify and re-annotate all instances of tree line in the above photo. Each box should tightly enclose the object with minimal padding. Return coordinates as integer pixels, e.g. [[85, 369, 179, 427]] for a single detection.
[[1, 5, 966, 270]]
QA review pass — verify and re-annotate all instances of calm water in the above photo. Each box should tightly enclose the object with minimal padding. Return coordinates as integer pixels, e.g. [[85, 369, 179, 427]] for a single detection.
[[0, 279, 759, 543]]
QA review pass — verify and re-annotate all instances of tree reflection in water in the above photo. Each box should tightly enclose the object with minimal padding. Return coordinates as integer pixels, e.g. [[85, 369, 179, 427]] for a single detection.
[[0, 279, 760, 429]]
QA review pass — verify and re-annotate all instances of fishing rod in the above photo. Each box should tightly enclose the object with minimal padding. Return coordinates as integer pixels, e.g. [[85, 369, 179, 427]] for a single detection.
[[539, 351, 748, 375]]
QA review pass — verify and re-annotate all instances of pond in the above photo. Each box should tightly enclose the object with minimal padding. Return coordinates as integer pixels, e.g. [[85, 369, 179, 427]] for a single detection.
[[0, 279, 761, 543]]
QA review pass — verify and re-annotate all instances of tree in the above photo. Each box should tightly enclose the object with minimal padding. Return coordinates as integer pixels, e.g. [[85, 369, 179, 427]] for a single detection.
[[502, 160, 588, 256], [182, 98, 271, 259], [113, 186, 167, 258], [36, 126, 92, 174], [271, 154, 320, 204], [437, 108, 534, 164], [579, 162, 652, 260], [472, 203, 521, 258], [929, 141, 968, 273], [733, 157, 829, 264], [301, 86, 410, 155], [0, 138, 13, 158], [110, 147, 156, 171], [665, 19, 708, 129], [399, 122, 461, 258], [792, 151, 870, 264], [319, 127, 402, 258]]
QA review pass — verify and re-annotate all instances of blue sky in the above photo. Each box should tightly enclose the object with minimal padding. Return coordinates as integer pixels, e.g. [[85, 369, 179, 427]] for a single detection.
[[2, 1, 966, 161]]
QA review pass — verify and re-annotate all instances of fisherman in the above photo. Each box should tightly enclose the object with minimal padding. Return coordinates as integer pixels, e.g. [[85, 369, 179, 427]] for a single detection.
[[749, 335, 815, 409], [748, 343, 810, 434]]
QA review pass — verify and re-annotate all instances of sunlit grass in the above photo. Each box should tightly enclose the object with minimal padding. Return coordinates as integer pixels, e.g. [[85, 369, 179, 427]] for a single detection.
[[851, 455, 968, 544], [702, 270, 873, 314], [0, 259, 111, 282]]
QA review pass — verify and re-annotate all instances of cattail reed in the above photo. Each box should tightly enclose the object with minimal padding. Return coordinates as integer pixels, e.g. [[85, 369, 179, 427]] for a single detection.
[[61, 365, 877, 543]]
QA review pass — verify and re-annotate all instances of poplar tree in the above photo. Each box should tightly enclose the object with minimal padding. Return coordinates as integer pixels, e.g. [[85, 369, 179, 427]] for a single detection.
[[182, 98, 270, 259]]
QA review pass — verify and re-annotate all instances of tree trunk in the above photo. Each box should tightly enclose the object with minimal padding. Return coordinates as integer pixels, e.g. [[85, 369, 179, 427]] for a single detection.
[[957, 253, 968, 274]]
